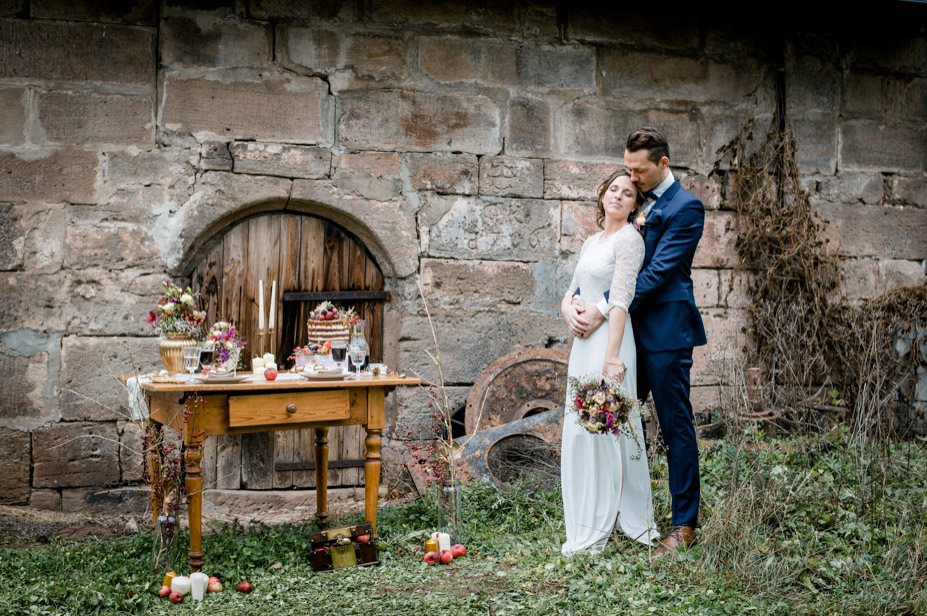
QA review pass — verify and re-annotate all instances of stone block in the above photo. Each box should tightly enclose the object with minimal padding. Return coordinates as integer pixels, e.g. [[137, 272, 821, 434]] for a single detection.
[[813, 172, 885, 205], [397, 306, 566, 384], [402, 152, 477, 195], [506, 95, 551, 157], [59, 336, 161, 421], [719, 270, 753, 309], [249, 0, 356, 20], [29, 489, 61, 510], [0, 87, 26, 146], [338, 90, 501, 155], [891, 175, 927, 207], [693, 211, 738, 268], [0, 329, 57, 431], [200, 141, 233, 172], [560, 200, 600, 254], [162, 74, 334, 144], [419, 194, 559, 261], [790, 114, 839, 175], [0, 149, 98, 204], [63, 217, 160, 270], [343, 35, 406, 79], [160, 15, 272, 67], [420, 258, 537, 308], [479, 156, 543, 198], [61, 486, 149, 514], [0, 428, 29, 504], [692, 269, 719, 308], [0, 19, 155, 84], [103, 147, 198, 195], [365, 0, 515, 32], [30, 0, 158, 25], [0, 0, 22, 17], [841, 258, 926, 300], [569, 7, 699, 52], [840, 120, 927, 172], [333, 151, 401, 201], [0, 203, 24, 270], [814, 203, 927, 260], [0, 273, 69, 334], [599, 49, 760, 104], [418, 36, 594, 91], [785, 52, 841, 114], [690, 385, 727, 414], [277, 27, 342, 74], [64, 270, 167, 336], [544, 160, 618, 201], [842, 73, 925, 122], [680, 173, 722, 210], [559, 99, 700, 167], [693, 308, 752, 386], [33, 421, 120, 488], [118, 420, 145, 482], [230, 142, 330, 179], [850, 34, 927, 77], [16, 203, 66, 274]]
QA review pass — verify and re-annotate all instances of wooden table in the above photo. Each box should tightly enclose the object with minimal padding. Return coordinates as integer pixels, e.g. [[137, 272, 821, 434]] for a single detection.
[[140, 374, 419, 572]]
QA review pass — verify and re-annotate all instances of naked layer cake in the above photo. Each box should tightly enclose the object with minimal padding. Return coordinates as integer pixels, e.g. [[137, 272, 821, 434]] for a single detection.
[[306, 301, 350, 343]]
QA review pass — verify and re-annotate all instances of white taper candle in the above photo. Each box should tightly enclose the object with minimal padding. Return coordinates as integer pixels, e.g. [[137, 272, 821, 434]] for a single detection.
[[258, 279, 265, 331], [269, 280, 276, 330]]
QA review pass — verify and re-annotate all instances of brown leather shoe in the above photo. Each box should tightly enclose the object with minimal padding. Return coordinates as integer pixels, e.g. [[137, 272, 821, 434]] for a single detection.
[[652, 525, 696, 557]]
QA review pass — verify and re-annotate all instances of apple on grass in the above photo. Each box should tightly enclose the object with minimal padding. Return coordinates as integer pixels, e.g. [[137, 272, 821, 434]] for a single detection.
[[207, 581, 223, 593], [237, 581, 253, 593], [169, 591, 183, 604], [158, 586, 171, 598], [423, 551, 439, 565], [439, 550, 454, 564], [451, 544, 467, 557]]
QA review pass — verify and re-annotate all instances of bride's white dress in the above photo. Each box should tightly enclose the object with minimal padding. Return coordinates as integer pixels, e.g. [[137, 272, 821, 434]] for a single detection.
[[561, 225, 659, 555]]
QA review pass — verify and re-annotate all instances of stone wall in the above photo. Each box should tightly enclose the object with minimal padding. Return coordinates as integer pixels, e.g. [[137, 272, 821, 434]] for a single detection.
[[0, 1, 925, 510]]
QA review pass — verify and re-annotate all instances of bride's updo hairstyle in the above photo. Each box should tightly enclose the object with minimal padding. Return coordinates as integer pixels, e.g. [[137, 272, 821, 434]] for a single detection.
[[595, 168, 644, 229]]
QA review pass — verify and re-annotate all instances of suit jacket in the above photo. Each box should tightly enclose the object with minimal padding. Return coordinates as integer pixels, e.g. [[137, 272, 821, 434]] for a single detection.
[[629, 179, 707, 352]]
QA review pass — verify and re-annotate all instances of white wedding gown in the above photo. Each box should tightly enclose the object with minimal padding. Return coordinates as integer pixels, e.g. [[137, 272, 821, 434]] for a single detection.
[[561, 225, 660, 555]]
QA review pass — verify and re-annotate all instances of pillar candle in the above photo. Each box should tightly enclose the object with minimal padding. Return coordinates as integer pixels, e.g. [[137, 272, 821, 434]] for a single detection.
[[162, 571, 177, 588], [171, 575, 192, 595], [424, 538, 439, 554], [268, 280, 276, 331], [263, 352, 274, 366], [431, 532, 451, 552], [258, 280, 265, 331], [190, 572, 209, 601]]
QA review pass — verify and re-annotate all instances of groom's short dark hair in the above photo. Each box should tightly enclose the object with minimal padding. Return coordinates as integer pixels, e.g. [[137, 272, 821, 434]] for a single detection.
[[626, 127, 670, 165]]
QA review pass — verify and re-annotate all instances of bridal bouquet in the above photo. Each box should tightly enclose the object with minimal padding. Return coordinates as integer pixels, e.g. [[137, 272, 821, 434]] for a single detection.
[[204, 321, 246, 371], [568, 373, 643, 440]]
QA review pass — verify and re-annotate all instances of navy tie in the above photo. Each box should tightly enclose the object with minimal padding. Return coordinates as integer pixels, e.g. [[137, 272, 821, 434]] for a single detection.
[[644, 190, 657, 202]]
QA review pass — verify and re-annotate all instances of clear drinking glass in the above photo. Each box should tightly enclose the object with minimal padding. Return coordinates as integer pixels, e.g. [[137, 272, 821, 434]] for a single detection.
[[182, 346, 201, 377], [331, 340, 348, 372], [348, 321, 369, 377]]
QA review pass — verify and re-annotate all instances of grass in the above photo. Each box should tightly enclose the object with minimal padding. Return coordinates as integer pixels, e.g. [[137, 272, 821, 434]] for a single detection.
[[1, 427, 925, 615]]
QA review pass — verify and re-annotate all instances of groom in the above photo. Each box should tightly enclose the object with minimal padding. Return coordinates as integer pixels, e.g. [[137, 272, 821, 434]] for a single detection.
[[574, 127, 707, 556]]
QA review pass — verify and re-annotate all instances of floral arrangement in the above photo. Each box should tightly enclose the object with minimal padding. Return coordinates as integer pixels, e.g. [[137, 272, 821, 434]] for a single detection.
[[568, 372, 642, 442], [205, 321, 246, 370], [147, 281, 206, 338]]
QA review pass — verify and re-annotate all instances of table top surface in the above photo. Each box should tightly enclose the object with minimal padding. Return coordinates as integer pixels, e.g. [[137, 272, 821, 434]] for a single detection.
[[138, 373, 421, 393]]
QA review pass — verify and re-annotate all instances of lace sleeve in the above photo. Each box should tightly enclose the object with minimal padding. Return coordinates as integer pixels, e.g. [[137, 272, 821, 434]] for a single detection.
[[607, 229, 645, 313]]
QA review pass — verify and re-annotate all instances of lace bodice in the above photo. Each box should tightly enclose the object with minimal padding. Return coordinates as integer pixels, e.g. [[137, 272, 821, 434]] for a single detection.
[[566, 225, 645, 314]]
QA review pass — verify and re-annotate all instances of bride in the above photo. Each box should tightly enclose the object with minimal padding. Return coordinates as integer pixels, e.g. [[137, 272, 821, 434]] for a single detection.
[[559, 169, 659, 555]]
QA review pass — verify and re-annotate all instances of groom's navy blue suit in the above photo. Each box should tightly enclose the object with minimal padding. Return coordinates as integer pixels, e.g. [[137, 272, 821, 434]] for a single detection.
[[580, 179, 706, 526], [630, 179, 706, 528]]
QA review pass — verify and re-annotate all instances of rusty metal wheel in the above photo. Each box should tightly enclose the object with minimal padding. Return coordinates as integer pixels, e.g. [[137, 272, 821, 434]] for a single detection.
[[464, 348, 569, 435]]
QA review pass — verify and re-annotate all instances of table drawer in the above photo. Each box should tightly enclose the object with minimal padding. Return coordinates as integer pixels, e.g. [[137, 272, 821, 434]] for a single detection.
[[228, 390, 350, 427]]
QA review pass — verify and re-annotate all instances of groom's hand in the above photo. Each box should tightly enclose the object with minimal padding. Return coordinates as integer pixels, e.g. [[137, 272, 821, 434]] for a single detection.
[[580, 307, 606, 339]]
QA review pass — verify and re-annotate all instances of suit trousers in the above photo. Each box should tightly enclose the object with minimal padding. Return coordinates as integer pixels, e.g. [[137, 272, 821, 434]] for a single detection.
[[636, 344, 700, 527]]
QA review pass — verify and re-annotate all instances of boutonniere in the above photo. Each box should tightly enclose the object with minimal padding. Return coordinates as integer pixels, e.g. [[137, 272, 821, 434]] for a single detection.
[[633, 212, 647, 232], [648, 209, 665, 225]]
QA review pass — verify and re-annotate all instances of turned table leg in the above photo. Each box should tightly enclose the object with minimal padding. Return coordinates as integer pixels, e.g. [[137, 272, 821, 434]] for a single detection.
[[364, 428, 382, 532], [184, 432, 205, 572], [314, 427, 329, 527]]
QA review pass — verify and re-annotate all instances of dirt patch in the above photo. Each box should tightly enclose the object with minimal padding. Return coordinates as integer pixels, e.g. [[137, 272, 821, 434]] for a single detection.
[[0, 505, 145, 548]]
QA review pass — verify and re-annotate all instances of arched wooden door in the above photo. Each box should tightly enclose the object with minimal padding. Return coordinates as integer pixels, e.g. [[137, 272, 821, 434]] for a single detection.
[[190, 212, 384, 490]]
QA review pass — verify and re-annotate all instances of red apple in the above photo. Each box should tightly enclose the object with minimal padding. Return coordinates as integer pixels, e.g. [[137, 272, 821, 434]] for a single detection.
[[264, 367, 277, 380], [208, 576, 220, 585], [356, 534, 370, 543], [158, 585, 171, 598], [423, 551, 439, 565], [207, 581, 223, 593], [451, 544, 467, 557], [439, 550, 454, 564], [237, 581, 252, 593], [169, 591, 183, 604]]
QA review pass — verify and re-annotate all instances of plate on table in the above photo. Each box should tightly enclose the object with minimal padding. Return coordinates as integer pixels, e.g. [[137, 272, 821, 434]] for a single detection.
[[192, 374, 252, 384], [299, 370, 351, 381]]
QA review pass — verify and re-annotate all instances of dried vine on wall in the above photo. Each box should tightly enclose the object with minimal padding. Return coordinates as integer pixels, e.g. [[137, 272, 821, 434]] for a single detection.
[[718, 120, 927, 438]]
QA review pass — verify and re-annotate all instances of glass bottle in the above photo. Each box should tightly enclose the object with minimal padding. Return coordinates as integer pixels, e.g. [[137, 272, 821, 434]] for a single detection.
[[348, 320, 369, 374]]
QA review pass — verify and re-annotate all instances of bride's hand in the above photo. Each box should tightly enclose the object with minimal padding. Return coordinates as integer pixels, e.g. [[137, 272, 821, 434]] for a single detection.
[[603, 360, 625, 384], [562, 297, 588, 338]]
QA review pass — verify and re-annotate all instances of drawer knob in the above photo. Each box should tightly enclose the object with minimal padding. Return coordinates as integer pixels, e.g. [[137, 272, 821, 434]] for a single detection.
[[286, 404, 297, 414]]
